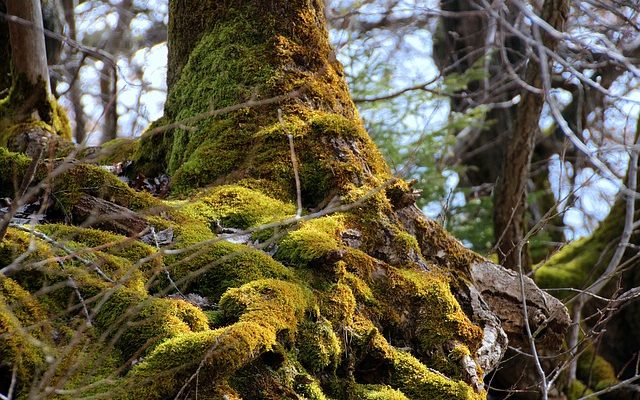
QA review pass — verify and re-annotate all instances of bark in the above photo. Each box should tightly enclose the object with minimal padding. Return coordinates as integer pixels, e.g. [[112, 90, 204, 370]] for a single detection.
[[492, 0, 569, 272], [5, 0, 50, 92], [98, 0, 133, 143], [0, 0, 70, 141]]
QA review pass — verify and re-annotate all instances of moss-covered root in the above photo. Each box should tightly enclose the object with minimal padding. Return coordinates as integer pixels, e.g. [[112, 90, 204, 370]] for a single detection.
[[122, 279, 310, 399], [353, 318, 484, 400]]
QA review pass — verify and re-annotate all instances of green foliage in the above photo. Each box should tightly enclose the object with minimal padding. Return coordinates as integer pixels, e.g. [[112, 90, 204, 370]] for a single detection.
[[341, 41, 492, 252]]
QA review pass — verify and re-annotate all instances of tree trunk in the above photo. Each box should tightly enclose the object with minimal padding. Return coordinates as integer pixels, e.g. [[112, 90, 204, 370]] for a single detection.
[[0, 0, 70, 142], [0, 1, 569, 399], [6, 0, 50, 92]]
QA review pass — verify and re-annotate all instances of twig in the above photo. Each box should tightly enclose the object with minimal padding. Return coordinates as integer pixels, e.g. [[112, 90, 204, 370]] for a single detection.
[[278, 109, 303, 218], [0, 363, 17, 400], [150, 227, 184, 297], [63, 264, 92, 325]]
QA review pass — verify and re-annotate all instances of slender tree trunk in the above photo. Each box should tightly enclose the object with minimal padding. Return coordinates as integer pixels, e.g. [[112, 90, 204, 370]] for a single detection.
[[61, 0, 87, 144], [493, 0, 569, 272], [6, 0, 50, 92], [99, 0, 133, 143]]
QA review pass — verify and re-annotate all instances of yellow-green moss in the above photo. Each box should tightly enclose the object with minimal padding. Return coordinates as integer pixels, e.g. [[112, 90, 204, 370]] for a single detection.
[[566, 379, 596, 400], [0, 227, 56, 267], [320, 283, 356, 325], [93, 287, 209, 358], [297, 318, 341, 372], [183, 184, 296, 229], [0, 277, 52, 386], [351, 318, 482, 400], [124, 279, 310, 399], [355, 384, 410, 400], [398, 270, 483, 355], [37, 224, 156, 266], [275, 215, 344, 267]]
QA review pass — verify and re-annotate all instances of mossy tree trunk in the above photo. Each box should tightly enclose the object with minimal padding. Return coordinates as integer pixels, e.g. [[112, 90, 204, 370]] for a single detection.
[[0, 0, 70, 146], [0, 1, 569, 399]]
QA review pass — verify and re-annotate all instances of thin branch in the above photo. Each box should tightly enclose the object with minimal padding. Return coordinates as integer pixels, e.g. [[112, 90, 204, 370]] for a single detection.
[[278, 109, 303, 218]]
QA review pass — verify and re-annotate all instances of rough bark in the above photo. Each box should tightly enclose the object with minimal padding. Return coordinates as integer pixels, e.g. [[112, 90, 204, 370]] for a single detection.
[[493, 0, 569, 272]]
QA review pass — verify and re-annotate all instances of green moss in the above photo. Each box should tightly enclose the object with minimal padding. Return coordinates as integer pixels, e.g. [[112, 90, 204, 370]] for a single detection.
[[83, 137, 140, 165], [134, 0, 387, 197], [0, 148, 157, 217], [355, 384, 410, 400], [0, 147, 31, 197], [411, 216, 483, 275], [124, 279, 310, 399], [535, 200, 628, 293], [183, 184, 295, 229], [166, 235, 294, 301], [566, 379, 596, 400], [0, 277, 52, 386], [93, 287, 209, 358], [297, 318, 341, 372], [275, 215, 344, 267], [577, 345, 618, 392], [0, 74, 71, 143], [47, 161, 156, 213]]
